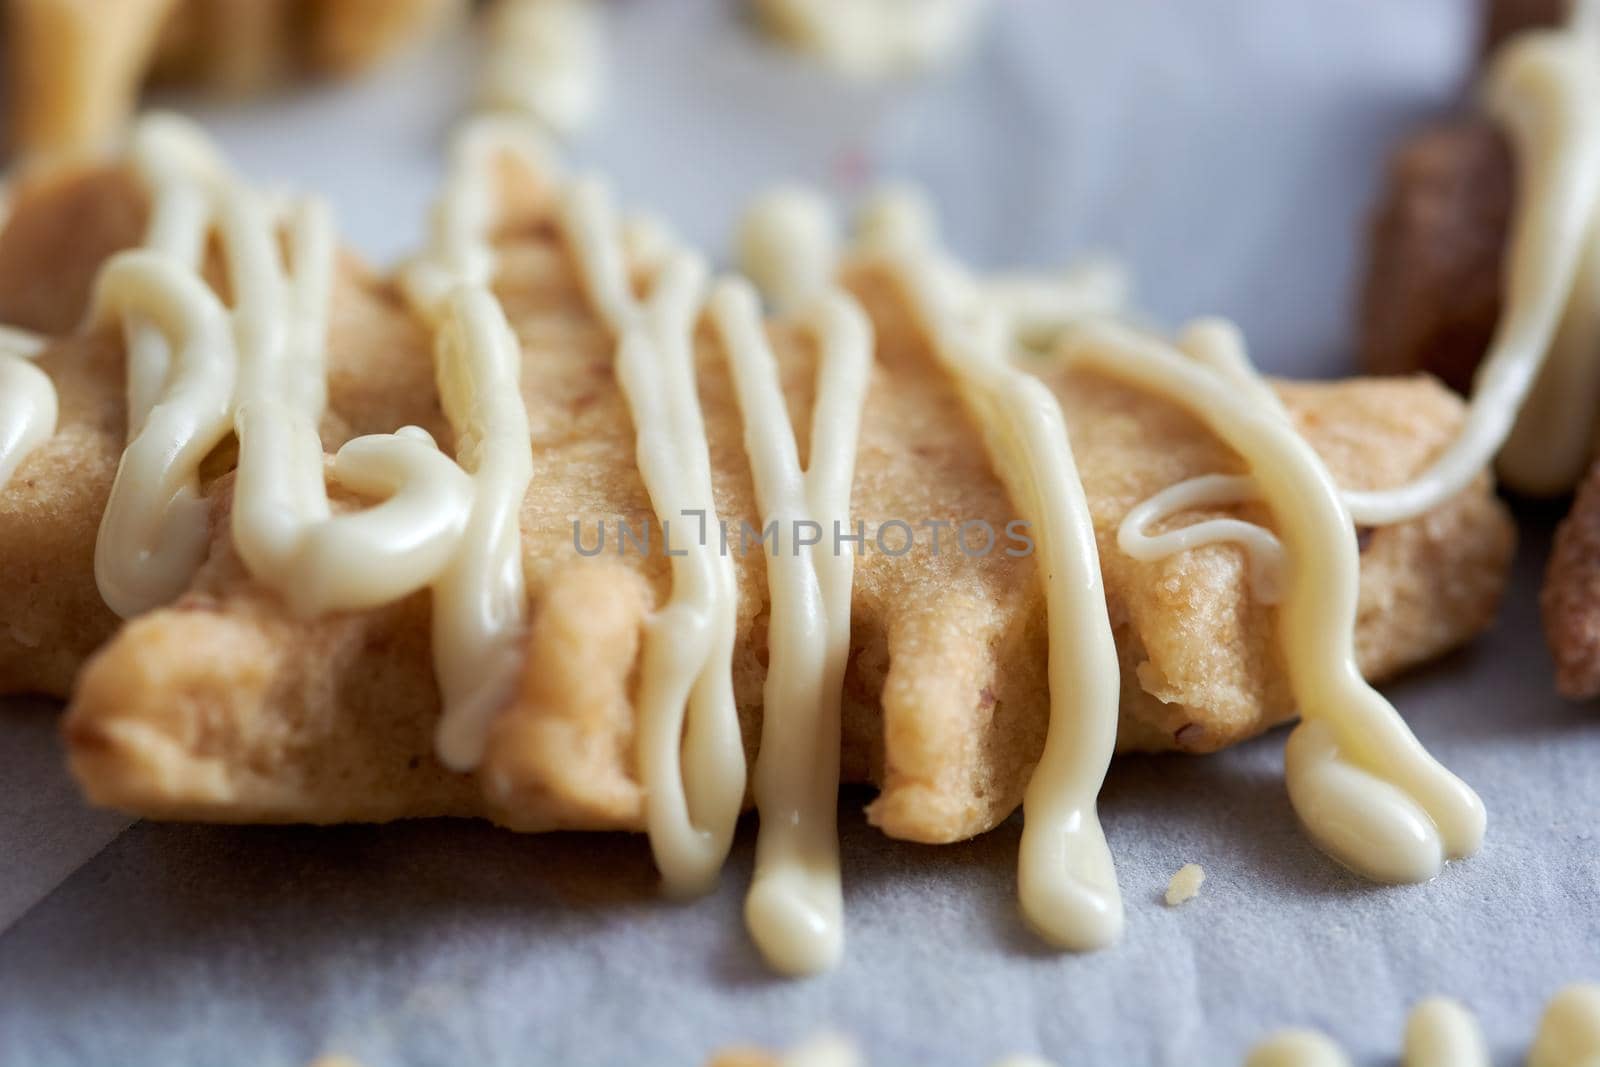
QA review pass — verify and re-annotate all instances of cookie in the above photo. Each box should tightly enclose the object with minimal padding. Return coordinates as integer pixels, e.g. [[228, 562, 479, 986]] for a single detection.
[[0, 154, 446, 696], [1543, 459, 1600, 697], [1359, 119, 1512, 396], [302, 0, 465, 75], [477, 0, 601, 134], [1358, 0, 1600, 693], [3, 0, 463, 158], [752, 0, 988, 77], [4, 0, 178, 159], [36, 139, 1515, 853]]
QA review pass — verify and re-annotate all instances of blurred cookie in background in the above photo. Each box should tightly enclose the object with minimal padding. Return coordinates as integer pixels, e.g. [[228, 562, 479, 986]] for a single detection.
[[3, 0, 465, 160]]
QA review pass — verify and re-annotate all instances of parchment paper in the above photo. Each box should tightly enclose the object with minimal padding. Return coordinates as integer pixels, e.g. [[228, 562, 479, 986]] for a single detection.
[[6, 2, 1595, 1064]]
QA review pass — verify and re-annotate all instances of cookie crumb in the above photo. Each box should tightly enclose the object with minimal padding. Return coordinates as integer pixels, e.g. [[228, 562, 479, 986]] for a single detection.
[[1164, 863, 1205, 907], [715, 1035, 860, 1067]]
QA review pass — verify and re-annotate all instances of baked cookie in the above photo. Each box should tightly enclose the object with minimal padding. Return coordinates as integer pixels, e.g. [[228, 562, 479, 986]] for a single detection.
[[751, 0, 989, 77], [1358, 0, 1600, 695], [1542, 461, 1600, 696], [0, 152, 444, 697], [3, 0, 178, 161], [2, 0, 463, 159], [35, 145, 1511, 841], [1360, 119, 1511, 397], [0, 114, 1506, 970]]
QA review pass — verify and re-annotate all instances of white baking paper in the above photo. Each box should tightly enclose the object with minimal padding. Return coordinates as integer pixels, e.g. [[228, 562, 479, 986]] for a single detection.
[[8, 2, 1597, 1065]]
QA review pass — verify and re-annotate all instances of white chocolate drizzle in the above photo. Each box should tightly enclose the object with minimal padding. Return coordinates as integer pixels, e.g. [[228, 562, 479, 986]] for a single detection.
[[736, 186, 843, 314], [1403, 997, 1489, 1067], [731, 189, 870, 971], [1529, 984, 1600, 1067], [1061, 318, 1485, 885], [397, 118, 539, 772], [738, 182, 1129, 950], [1119, 474, 1282, 604], [753, 0, 990, 78], [90, 114, 480, 643], [0, 313, 56, 489], [0, 352, 56, 490], [1117, 321, 1287, 604], [731, 987, 1600, 1066], [225, 175, 476, 625], [879, 239, 1125, 951], [854, 186, 1128, 345], [1113, 0, 1600, 888], [710, 280, 871, 975], [854, 184, 937, 254], [737, 1036, 1053, 1067], [1493, 6, 1600, 497], [1244, 984, 1600, 1066], [0, 324, 46, 360], [479, 0, 602, 135], [88, 114, 520, 782], [554, 159, 746, 897], [1243, 1030, 1351, 1067], [90, 116, 238, 617], [981, 261, 1131, 349], [1341, 6, 1600, 517]]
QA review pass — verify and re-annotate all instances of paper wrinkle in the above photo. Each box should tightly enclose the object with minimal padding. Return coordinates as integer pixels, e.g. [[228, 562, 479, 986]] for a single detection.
[[0, 699, 134, 935]]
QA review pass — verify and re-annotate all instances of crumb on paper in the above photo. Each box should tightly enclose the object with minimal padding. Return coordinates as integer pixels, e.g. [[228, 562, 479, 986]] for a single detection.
[[1165, 863, 1205, 907]]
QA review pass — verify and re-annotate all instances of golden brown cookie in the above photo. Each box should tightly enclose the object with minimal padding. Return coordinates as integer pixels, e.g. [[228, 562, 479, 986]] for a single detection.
[[0, 160, 445, 697], [3, 0, 463, 159], [4, 0, 178, 159], [303, 0, 465, 75], [36, 152, 1515, 847]]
